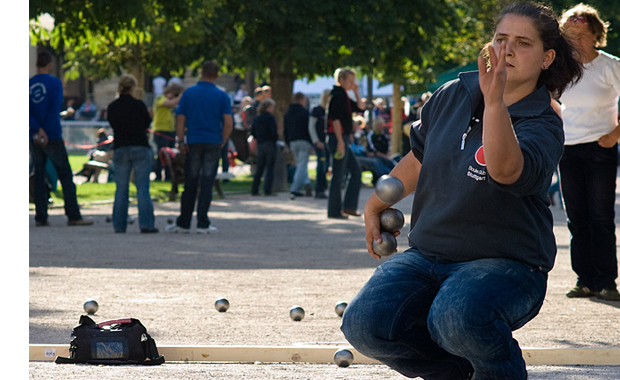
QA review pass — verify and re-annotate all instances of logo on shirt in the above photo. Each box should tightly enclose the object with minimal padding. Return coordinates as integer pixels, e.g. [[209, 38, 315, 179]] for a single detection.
[[467, 145, 487, 181], [475, 146, 486, 166], [30, 83, 46, 104]]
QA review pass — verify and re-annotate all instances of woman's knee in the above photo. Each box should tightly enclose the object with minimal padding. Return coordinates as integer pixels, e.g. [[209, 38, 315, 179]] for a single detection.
[[427, 298, 488, 353], [341, 296, 390, 349], [340, 298, 367, 341]]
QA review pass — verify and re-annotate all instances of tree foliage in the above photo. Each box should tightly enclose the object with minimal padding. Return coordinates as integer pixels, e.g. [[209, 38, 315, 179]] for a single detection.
[[29, 0, 209, 80], [30, 0, 497, 89]]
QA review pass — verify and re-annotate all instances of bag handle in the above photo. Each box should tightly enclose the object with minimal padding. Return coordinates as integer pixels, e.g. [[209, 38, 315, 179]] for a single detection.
[[96, 318, 133, 328]]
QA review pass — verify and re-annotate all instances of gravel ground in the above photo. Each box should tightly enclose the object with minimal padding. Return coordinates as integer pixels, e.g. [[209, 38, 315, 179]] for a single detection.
[[28, 177, 620, 379]]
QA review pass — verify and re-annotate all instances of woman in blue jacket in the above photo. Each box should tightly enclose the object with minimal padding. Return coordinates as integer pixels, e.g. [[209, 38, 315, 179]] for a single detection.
[[341, 2, 583, 379]]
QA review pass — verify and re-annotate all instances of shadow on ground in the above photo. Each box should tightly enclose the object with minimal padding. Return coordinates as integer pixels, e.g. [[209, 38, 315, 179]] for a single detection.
[[30, 189, 411, 271]]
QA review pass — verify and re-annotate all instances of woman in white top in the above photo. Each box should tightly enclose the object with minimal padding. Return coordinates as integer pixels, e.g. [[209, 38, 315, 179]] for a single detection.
[[559, 3, 620, 301]]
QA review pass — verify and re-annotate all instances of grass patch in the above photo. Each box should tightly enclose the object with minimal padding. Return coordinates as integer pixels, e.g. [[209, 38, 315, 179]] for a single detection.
[[35, 154, 372, 206], [36, 154, 254, 206]]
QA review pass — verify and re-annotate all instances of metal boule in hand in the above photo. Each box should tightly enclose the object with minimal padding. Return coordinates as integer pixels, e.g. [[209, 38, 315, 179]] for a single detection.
[[380, 208, 405, 233], [375, 175, 404, 204], [372, 231, 397, 257]]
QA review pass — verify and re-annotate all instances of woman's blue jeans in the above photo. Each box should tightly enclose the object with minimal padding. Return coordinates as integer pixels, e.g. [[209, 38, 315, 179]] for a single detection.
[[113, 146, 155, 231], [341, 249, 546, 380]]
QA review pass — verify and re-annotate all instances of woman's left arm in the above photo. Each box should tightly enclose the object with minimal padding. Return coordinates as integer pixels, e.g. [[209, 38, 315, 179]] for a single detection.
[[478, 42, 524, 185]]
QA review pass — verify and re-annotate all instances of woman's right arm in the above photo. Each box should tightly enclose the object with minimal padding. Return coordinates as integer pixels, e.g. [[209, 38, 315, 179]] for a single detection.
[[364, 151, 421, 259]]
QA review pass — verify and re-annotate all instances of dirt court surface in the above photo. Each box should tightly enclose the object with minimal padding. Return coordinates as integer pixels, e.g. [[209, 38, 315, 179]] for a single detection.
[[29, 182, 620, 379]]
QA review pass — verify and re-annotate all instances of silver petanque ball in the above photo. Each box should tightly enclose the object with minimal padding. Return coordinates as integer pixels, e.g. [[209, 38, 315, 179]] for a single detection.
[[372, 231, 397, 258], [335, 301, 348, 317], [334, 348, 354, 367], [83, 299, 99, 315], [375, 175, 404, 204], [289, 305, 305, 321], [380, 208, 405, 233], [214, 298, 230, 312]]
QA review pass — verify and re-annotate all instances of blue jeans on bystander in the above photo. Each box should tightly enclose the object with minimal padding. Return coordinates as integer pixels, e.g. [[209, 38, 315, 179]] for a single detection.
[[112, 146, 155, 232], [176, 143, 221, 229], [289, 140, 312, 194], [30, 140, 82, 223]]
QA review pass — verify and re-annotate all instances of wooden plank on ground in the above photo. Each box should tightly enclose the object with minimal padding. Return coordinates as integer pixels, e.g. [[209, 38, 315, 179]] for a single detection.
[[29, 344, 620, 365], [522, 347, 620, 365]]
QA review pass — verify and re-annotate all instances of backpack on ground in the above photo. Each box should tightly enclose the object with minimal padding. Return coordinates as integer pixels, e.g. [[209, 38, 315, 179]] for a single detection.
[[55, 315, 165, 365]]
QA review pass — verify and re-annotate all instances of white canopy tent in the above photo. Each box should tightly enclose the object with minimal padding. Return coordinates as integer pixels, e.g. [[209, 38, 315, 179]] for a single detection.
[[293, 75, 395, 97]]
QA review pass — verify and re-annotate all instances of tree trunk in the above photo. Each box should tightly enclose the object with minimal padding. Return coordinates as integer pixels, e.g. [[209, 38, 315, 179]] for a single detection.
[[269, 60, 295, 192], [126, 44, 146, 100], [128, 62, 145, 101], [245, 70, 256, 96], [391, 83, 403, 156]]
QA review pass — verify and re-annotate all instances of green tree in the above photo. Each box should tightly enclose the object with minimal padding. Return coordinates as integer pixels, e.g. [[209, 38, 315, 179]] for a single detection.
[[29, 0, 214, 95], [320, 0, 492, 153]]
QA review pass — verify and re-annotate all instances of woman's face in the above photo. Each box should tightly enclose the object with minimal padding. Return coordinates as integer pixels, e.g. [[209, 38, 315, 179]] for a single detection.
[[492, 14, 555, 87], [563, 20, 598, 59]]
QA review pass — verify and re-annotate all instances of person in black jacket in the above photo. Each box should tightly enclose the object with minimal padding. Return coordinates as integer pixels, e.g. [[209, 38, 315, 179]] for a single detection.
[[284, 92, 312, 198], [250, 99, 278, 196], [107, 74, 157, 233]]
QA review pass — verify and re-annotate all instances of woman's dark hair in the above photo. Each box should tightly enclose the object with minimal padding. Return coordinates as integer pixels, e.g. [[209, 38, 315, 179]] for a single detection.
[[495, 1, 583, 98]]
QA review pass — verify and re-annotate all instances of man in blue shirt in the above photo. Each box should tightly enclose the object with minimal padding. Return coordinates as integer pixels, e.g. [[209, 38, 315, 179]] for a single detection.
[[29, 51, 93, 227], [166, 61, 233, 233]]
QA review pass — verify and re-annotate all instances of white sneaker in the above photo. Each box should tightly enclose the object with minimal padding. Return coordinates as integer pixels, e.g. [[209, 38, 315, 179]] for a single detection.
[[196, 225, 218, 234], [165, 224, 190, 233]]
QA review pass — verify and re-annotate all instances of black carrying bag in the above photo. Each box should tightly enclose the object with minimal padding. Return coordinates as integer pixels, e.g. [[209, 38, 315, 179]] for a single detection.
[[55, 315, 164, 365]]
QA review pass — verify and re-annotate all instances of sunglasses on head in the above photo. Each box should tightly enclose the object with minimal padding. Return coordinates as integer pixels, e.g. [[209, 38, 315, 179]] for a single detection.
[[568, 15, 588, 24]]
